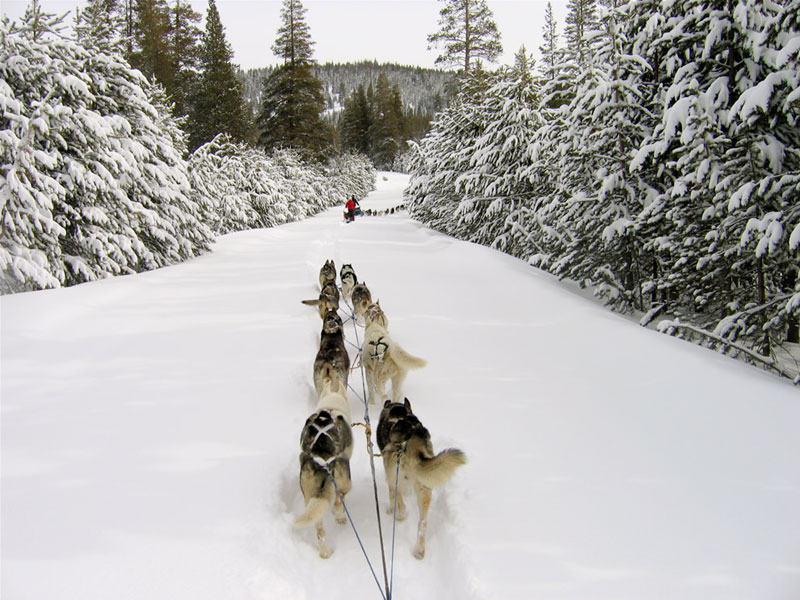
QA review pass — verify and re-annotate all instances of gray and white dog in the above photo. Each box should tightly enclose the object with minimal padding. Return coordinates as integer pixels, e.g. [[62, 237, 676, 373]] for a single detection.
[[313, 309, 350, 396], [377, 398, 466, 559], [295, 383, 353, 558], [318, 259, 337, 289], [339, 264, 358, 302], [302, 280, 340, 318], [350, 282, 372, 325], [363, 301, 426, 404]]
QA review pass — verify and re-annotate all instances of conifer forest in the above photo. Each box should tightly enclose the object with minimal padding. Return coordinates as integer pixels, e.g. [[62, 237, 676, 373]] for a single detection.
[[1, 0, 799, 380]]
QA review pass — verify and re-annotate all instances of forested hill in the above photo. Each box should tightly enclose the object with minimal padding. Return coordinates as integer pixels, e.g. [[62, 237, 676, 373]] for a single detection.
[[239, 61, 454, 116]]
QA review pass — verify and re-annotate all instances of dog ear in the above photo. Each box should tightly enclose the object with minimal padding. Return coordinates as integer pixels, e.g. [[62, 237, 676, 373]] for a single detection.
[[404, 397, 412, 410], [383, 399, 392, 408]]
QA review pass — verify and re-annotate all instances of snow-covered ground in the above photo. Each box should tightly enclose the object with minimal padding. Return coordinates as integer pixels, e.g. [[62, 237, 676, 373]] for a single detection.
[[2, 172, 798, 600]]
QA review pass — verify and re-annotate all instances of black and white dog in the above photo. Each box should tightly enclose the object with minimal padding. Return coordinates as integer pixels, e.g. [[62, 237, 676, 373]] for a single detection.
[[295, 383, 353, 558], [377, 398, 466, 559]]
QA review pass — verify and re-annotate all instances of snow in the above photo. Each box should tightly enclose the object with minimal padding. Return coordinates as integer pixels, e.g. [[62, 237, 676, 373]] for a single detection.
[[2, 173, 799, 600]]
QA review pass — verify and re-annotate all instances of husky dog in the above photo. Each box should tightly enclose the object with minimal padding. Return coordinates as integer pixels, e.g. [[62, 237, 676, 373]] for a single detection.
[[363, 302, 426, 403], [318, 259, 337, 289], [313, 310, 350, 395], [302, 280, 340, 318], [295, 383, 353, 558], [350, 283, 372, 325], [339, 264, 358, 302], [377, 398, 466, 559]]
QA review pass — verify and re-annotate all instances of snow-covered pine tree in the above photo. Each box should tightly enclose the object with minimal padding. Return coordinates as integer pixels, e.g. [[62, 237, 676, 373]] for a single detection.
[[405, 66, 494, 234], [427, 0, 503, 73], [563, 0, 600, 67], [1, 3, 212, 292], [710, 0, 800, 349], [450, 48, 547, 256], [549, 1, 655, 311], [539, 1, 560, 81]]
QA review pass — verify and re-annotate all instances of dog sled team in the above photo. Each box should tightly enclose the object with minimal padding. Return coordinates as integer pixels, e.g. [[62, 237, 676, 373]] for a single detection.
[[295, 260, 466, 559], [343, 196, 406, 222]]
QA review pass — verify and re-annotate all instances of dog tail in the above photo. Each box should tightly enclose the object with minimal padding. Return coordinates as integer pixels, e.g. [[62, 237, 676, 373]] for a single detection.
[[301, 298, 320, 306], [294, 481, 335, 528], [410, 440, 466, 489], [391, 344, 427, 370]]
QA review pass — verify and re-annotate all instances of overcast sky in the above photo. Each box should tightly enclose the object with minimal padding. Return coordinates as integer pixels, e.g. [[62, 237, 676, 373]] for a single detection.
[[2, 0, 568, 71]]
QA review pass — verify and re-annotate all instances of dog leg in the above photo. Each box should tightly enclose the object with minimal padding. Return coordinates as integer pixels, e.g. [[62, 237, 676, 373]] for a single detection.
[[333, 494, 347, 524], [383, 454, 407, 520], [316, 522, 333, 559], [413, 483, 432, 559]]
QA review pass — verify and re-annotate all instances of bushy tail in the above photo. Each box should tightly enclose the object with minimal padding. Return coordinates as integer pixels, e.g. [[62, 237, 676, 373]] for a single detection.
[[392, 343, 427, 370], [295, 496, 332, 528], [294, 480, 334, 528], [412, 444, 467, 489]]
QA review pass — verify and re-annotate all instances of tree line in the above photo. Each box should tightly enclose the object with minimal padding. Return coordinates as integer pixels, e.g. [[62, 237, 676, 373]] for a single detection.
[[407, 0, 800, 380]]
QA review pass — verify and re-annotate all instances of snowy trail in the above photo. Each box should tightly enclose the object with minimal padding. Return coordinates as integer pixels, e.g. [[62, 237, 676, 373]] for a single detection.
[[2, 173, 799, 600]]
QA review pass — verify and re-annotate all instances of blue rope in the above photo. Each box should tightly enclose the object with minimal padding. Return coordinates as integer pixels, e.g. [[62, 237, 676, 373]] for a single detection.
[[341, 297, 393, 600], [326, 470, 387, 600]]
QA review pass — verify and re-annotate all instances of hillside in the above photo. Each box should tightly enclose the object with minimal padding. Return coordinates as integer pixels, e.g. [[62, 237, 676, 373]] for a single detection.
[[239, 60, 454, 117]]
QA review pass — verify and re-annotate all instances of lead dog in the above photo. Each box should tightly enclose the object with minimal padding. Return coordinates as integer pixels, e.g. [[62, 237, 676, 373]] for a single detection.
[[313, 309, 350, 395], [377, 398, 466, 559], [318, 259, 336, 289], [295, 382, 353, 558], [363, 302, 426, 403]]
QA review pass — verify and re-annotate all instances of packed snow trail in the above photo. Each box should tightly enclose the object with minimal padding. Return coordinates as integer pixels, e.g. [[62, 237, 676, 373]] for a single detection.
[[2, 173, 799, 600]]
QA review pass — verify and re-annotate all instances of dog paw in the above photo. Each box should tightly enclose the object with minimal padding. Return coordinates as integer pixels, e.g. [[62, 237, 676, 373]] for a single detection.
[[413, 545, 425, 560], [319, 545, 333, 559], [336, 516, 347, 525], [387, 507, 407, 521]]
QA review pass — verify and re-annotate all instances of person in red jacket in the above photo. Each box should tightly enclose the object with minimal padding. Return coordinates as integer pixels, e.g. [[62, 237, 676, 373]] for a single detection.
[[345, 197, 356, 222]]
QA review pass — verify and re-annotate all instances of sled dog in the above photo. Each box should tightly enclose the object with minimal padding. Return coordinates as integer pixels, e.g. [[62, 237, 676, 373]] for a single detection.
[[377, 398, 466, 559], [363, 302, 426, 403], [339, 264, 358, 302], [302, 280, 340, 318], [313, 309, 350, 395], [295, 383, 353, 558], [350, 283, 372, 325], [318, 259, 337, 289]]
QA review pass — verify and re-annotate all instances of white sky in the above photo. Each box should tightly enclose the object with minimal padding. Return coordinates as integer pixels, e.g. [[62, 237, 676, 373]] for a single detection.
[[2, 0, 568, 70]]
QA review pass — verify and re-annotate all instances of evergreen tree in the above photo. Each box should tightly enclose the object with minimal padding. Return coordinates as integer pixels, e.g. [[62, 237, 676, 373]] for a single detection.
[[189, 0, 250, 151], [427, 0, 503, 73], [340, 84, 372, 154], [369, 72, 403, 169], [257, 0, 331, 160], [1, 3, 212, 291], [129, 0, 173, 90], [271, 0, 315, 67], [539, 1, 559, 80], [258, 64, 331, 161], [563, 0, 599, 66], [169, 0, 202, 118]]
